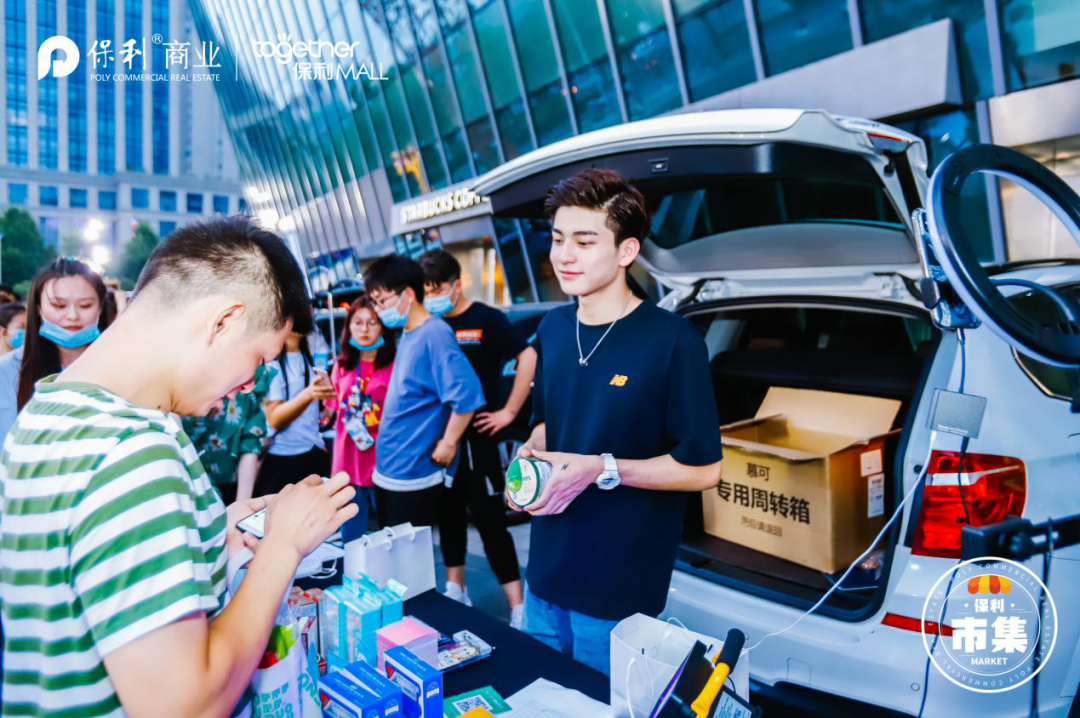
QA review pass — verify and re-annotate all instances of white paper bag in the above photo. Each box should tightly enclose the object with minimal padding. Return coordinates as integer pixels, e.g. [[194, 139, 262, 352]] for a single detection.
[[343, 522, 435, 599], [610, 614, 750, 718]]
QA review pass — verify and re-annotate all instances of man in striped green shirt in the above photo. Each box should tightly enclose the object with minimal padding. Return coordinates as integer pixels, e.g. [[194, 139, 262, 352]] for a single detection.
[[0, 216, 358, 717]]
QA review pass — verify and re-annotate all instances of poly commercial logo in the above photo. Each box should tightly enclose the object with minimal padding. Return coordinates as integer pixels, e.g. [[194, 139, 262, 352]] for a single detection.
[[921, 557, 1057, 693], [37, 35, 80, 80]]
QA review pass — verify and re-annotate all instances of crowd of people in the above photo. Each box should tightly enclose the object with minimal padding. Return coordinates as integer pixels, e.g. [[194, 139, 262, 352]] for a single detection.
[[0, 167, 725, 715]]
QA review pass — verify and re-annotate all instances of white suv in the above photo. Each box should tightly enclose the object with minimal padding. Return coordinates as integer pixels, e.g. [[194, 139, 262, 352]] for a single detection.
[[471, 109, 1080, 717]]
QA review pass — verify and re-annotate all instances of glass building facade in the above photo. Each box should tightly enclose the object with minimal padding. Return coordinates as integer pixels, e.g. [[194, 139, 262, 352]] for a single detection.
[[181, 0, 1080, 300], [1, 0, 241, 261]]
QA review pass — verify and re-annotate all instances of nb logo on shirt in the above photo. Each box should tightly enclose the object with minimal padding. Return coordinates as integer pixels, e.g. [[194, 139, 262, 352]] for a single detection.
[[609, 374, 629, 387]]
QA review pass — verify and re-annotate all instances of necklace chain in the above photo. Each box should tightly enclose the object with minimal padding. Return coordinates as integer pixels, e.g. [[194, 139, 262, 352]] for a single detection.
[[576, 293, 634, 367]]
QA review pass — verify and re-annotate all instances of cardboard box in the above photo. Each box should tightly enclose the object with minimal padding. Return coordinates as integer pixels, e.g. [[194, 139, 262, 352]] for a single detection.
[[703, 387, 900, 573], [319, 671, 383, 718], [384, 646, 442, 718]]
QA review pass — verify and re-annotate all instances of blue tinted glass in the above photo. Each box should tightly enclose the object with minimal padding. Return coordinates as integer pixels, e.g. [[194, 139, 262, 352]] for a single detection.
[[1000, 0, 1080, 91], [507, 0, 559, 91], [5, 0, 29, 166], [676, 0, 756, 100], [551, 0, 608, 72], [160, 190, 176, 212], [861, 0, 992, 100], [151, 0, 168, 174], [99, 190, 116, 210], [442, 129, 473, 182], [495, 99, 534, 160], [95, 0, 114, 174], [238, 197, 248, 214], [131, 187, 149, 209], [67, 0, 88, 173], [69, 188, 88, 207], [569, 61, 621, 132], [40, 186, 59, 206], [473, 1, 522, 109], [492, 218, 535, 303], [444, 28, 488, 123], [466, 117, 500, 174], [755, 0, 851, 75], [617, 29, 681, 119], [124, 0, 142, 171], [529, 81, 574, 146], [186, 193, 203, 214], [895, 108, 993, 262], [419, 46, 460, 136], [419, 142, 450, 190], [37, 0, 58, 170], [608, 0, 666, 46], [213, 195, 229, 214], [9, 183, 28, 205], [160, 220, 177, 237]]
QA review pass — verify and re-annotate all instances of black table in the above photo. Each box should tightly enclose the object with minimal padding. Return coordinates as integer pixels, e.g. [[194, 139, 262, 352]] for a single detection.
[[404, 591, 610, 704]]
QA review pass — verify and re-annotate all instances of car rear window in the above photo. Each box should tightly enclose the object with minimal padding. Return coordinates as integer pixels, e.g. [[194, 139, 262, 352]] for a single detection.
[[650, 174, 904, 250]]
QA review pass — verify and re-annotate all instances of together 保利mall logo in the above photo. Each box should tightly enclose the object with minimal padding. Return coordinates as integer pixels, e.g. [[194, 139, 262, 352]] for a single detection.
[[37, 35, 80, 80]]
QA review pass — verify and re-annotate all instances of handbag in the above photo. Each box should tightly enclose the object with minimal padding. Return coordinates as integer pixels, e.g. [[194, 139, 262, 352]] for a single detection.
[[343, 522, 436, 599]]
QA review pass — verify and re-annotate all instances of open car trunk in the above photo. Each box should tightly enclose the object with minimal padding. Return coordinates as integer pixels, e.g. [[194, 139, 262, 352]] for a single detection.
[[675, 297, 940, 620]]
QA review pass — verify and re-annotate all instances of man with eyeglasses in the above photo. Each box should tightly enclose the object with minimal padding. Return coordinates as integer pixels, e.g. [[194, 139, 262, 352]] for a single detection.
[[362, 255, 484, 530]]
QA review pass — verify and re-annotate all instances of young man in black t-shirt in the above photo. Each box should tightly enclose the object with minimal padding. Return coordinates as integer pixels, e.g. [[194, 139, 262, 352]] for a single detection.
[[517, 168, 724, 675], [418, 250, 537, 629]]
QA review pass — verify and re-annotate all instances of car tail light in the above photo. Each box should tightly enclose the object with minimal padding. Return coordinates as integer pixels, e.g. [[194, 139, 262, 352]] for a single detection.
[[910, 451, 1026, 558], [881, 612, 954, 637]]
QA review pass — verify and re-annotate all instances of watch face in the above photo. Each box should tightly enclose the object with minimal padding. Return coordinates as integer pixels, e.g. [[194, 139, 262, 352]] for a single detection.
[[597, 472, 620, 489]]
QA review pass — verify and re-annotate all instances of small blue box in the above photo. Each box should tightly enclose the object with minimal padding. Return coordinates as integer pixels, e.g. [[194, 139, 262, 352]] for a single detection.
[[319, 671, 382, 718], [343, 660, 405, 718], [384, 646, 442, 718]]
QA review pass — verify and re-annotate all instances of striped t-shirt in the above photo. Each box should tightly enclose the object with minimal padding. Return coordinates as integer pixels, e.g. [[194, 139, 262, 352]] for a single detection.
[[0, 376, 228, 716]]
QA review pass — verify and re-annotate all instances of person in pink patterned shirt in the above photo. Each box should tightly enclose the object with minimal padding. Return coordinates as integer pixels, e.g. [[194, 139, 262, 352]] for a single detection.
[[329, 294, 396, 541]]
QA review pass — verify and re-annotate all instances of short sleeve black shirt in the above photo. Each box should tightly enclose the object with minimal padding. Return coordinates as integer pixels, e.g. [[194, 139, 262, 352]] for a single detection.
[[445, 302, 529, 413], [528, 299, 723, 620]]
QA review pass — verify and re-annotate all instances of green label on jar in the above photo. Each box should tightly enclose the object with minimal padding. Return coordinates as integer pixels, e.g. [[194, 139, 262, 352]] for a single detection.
[[506, 457, 551, 508]]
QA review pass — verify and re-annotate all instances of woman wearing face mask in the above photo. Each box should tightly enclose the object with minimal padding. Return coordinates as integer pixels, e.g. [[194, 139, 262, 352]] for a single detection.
[[328, 294, 396, 542], [256, 325, 337, 498], [0, 259, 107, 445], [0, 302, 27, 356]]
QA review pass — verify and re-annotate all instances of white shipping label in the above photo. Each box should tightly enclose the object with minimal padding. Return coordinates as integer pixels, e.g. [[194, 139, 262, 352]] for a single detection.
[[860, 449, 883, 476], [867, 473, 885, 518]]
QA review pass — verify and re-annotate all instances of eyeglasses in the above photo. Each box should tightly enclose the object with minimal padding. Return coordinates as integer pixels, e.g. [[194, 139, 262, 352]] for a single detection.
[[369, 292, 400, 310]]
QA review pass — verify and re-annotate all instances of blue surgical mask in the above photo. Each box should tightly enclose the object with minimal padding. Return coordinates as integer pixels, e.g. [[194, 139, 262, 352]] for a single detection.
[[8, 329, 24, 349], [424, 294, 454, 316], [377, 295, 411, 329], [350, 336, 385, 352], [39, 319, 101, 349]]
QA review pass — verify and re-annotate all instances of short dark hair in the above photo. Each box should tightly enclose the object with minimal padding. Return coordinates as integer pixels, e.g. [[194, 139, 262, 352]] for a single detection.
[[0, 301, 25, 329], [544, 168, 650, 245], [134, 215, 312, 335], [417, 249, 461, 286], [363, 254, 426, 303]]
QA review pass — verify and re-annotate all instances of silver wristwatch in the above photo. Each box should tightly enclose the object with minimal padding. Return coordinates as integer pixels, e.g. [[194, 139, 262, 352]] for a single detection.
[[596, 453, 621, 490]]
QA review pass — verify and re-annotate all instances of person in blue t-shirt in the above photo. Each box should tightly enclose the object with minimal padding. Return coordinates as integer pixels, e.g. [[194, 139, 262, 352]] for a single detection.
[[515, 168, 725, 676], [363, 255, 485, 531]]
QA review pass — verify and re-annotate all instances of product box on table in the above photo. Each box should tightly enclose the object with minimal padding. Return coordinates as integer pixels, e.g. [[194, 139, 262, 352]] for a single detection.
[[319, 671, 384, 718], [376, 617, 439, 670], [383, 646, 442, 718], [319, 585, 382, 664], [342, 660, 404, 717]]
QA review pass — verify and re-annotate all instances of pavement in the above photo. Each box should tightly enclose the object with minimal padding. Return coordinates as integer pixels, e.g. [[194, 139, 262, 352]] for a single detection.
[[431, 521, 532, 622]]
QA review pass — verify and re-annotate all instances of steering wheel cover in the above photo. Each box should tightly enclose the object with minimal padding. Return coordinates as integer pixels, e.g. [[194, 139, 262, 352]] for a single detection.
[[927, 143, 1080, 367]]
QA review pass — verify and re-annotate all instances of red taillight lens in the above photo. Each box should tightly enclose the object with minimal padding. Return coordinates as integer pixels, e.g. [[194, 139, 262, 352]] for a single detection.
[[881, 612, 954, 637], [910, 451, 1026, 558]]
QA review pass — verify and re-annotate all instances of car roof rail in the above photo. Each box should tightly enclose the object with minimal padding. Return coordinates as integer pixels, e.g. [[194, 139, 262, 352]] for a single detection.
[[985, 258, 1080, 276]]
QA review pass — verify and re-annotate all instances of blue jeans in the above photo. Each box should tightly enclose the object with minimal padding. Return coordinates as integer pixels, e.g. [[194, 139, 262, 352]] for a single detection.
[[524, 587, 620, 676], [340, 486, 376, 544]]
